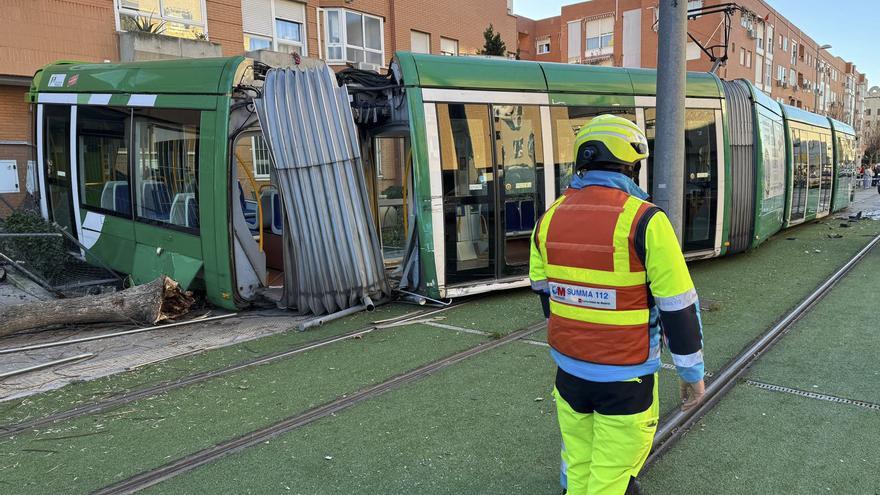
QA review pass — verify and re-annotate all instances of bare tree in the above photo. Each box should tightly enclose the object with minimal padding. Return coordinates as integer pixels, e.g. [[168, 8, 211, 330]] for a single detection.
[[862, 126, 880, 165]]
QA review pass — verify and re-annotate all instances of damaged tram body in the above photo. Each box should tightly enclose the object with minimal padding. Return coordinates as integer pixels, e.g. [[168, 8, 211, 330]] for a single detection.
[[27, 53, 858, 312]]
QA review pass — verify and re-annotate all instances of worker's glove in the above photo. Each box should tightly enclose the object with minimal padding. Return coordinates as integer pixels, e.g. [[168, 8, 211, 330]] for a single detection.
[[679, 379, 706, 412]]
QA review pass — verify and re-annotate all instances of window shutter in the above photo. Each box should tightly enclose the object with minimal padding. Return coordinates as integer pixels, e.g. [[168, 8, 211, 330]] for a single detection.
[[274, 0, 305, 22], [242, 0, 272, 36]]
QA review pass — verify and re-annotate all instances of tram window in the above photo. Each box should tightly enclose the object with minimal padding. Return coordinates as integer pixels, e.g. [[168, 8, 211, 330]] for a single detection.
[[757, 112, 785, 206], [77, 106, 131, 216], [819, 133, 833, 212], [437, 103, 495, 275], [494, 104, 544, 269], [790, 128, 807, 220], [375, 137, 407, 263], [551, 106, 637, 194], [133, 109, 201, 230], [682, 109, 718, 250], [437, 104, 493, 197], [43, 105, 75, 233]]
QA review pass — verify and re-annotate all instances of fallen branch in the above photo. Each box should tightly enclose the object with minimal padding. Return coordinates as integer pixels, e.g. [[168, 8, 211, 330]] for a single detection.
[[0, 276, 194, 337]]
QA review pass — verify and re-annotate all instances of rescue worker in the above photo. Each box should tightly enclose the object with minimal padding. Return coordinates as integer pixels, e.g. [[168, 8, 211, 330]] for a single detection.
[[529, 115, 706, 495]]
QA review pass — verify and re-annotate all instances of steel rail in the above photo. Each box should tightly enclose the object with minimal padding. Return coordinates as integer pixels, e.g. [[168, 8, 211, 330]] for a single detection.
[[90, 321, 545, 495], [0, 302, 461, 436], [0, 314, 239, 355], [646, 232, 880, 467], [0, 353, 95, 380]]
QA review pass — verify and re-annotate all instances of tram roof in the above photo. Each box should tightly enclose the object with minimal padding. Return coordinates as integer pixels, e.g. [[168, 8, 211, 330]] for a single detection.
[[780, 103, 832, 129], [828, 118, 856, 136], [29, 56, 247, 97], [394, 52, 723, 99], [736, 79, 783, 117]]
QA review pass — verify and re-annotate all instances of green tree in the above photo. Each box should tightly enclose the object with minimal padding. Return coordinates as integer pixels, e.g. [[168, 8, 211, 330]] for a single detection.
[[480, 24, 507, 56]]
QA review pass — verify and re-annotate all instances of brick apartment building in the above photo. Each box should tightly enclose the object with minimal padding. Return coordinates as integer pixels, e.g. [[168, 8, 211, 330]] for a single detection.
[[516, 0, 867, 134], [0, 0, 518, 214]]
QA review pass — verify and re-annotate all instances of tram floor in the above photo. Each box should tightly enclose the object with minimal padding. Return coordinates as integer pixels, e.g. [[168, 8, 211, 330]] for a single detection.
[[641, 248, 880, 494]]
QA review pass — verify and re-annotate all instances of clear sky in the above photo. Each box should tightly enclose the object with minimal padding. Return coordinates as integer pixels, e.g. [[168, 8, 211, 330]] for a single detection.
[[513, 0, 877, 87]]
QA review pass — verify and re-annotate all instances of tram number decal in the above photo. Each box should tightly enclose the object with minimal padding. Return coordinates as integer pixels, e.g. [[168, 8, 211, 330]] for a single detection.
[[549, 282, 617, 310]]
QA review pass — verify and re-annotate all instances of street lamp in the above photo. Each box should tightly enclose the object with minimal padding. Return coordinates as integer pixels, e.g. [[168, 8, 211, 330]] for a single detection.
[[814, 43, 832, 113]]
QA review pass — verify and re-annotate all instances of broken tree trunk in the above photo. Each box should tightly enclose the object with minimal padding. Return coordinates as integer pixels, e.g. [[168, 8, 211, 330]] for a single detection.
[[0, 276, 194, 337]]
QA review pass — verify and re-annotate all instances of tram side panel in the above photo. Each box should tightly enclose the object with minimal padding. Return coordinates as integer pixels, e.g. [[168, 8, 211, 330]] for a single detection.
[[751, 104, 787, 247]]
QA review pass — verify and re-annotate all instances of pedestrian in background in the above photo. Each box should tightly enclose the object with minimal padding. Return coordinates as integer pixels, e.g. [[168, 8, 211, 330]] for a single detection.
[[529, 115, 706, 495]]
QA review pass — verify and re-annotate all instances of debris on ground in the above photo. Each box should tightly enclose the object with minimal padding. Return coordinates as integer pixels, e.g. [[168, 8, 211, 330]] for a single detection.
[[0, 276, 194, 337]]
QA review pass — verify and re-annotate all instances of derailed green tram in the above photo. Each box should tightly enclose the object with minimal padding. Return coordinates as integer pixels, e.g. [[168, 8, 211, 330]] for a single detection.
[[28, 53, 858, 311]]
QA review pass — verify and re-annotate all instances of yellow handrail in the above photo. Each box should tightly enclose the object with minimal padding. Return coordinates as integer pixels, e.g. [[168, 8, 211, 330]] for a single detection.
[[234, 149, 264, 252]]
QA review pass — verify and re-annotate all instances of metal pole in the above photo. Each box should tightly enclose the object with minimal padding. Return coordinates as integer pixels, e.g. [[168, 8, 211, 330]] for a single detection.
[[652, 0, 688, 240]]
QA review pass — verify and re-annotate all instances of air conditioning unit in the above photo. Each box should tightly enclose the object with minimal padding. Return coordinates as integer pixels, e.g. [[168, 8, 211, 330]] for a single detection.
[[356, 61, 381, 72], [747, 28, 759, 39]]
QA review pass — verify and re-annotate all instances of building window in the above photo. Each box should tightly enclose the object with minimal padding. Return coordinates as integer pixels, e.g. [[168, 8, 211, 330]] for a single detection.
[[585, 17, 613, 54], [765, 59, 772, 87], [790, 68, 796, 85], [410, 30, 430, 54], [244, 34, 272, 51], [536, 38, 551, 55], [252, 136, 271, 179], [133, 108, 201, 230], [867, 109, 872, 116], [791, 41, 797, 65], [117, 0, 206, 39], [324, 9, 384, 66], [767, 25, 774, 54], [782, 36, 788, 52], [746, 50, 752, 68], [275, 18, 303, 54], [441, 37, 458, 56]]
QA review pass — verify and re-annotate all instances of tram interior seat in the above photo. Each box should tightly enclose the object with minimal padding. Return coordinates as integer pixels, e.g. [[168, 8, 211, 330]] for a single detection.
[[265, 189, 283, 235], [100, 181, 131, 215], [141, 180, 171, 221], [504, 200, 535, 236], [505, 202, 521, 233], [169, 192, 199, 228], [238, 182, 260, 232]]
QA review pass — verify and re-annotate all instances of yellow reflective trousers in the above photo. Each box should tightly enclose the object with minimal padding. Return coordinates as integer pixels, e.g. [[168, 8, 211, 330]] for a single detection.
[[553, 373, 659, 495]]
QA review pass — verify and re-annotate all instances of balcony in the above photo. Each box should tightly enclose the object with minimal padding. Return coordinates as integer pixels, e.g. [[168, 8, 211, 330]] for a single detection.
[[118, 31, 222, 62]]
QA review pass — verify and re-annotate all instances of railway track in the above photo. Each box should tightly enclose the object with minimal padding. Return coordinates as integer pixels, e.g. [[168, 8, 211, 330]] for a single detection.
[[0, 302, 464, 437], [90, 321, 546, 495], [645, 232, 880, 466], [9, 234, 880, 494]]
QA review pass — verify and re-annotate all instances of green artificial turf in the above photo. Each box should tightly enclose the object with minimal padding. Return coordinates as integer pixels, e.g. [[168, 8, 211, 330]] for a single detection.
[[438, 288, 547, 335], [687, 218, 880, 372], [641, 385, 880, 495], [144, 342, 562, 495], [0, 303, 418, 427], [145, 343, 694, 495], [746, 247, 880, 404], [0, 325, 486, 495]]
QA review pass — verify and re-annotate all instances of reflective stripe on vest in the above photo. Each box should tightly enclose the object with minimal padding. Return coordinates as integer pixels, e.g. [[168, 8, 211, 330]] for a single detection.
[[537, 186, 654, 366]]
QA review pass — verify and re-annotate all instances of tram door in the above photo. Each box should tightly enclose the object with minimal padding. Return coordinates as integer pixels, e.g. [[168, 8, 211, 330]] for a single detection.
[[437, 103, 544, 284], [42, 105, 78, 238], [644, 108, 719, 253]]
